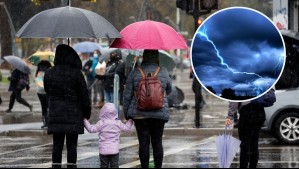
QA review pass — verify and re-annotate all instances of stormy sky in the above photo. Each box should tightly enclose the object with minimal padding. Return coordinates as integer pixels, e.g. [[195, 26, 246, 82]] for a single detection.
[[192, 8, 285, 98]]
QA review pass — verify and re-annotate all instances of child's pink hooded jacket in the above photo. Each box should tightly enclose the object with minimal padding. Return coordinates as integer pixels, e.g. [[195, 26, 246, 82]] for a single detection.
[[84, 103, 133, 155]]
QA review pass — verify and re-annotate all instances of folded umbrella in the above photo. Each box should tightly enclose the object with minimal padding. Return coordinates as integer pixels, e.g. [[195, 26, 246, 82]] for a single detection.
[[110, 20, 188, 50], [4, 56, 31, 74], [215, 127, 241, 168]]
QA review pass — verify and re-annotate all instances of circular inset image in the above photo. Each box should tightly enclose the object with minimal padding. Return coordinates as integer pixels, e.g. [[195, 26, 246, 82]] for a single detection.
[[191, 7, 286, 102]]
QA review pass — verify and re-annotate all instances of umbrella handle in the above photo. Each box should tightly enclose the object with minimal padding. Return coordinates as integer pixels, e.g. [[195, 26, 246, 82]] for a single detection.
[[224, 126, 233, 136]]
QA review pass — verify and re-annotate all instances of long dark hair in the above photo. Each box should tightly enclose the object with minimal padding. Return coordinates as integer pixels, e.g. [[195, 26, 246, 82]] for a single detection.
[[35, 60, 52, 77], [142, 50, 160, 65]]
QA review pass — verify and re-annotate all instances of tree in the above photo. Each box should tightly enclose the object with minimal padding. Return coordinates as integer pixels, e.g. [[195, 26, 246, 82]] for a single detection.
[[0, 0, 12, 58]]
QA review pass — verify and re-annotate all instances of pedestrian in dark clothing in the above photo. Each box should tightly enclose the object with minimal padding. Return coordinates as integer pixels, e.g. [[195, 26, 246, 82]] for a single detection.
[[35, 60, 52, 129], [124, 50, 172, 168], [97, 51, 125, 104], [83, 52, 98, 105], [226, 89, 276, 168], [44, 44, 91, 168], [6, 69, 32, 113], [192, 77, 204, 128]]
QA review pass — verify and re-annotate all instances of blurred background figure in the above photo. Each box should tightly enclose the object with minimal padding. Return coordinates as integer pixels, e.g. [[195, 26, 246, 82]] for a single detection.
[[35, 60, 52, 129], [93, 50, 105, 108], [83, 51, 99, 105], [6, 68, 32, 113]]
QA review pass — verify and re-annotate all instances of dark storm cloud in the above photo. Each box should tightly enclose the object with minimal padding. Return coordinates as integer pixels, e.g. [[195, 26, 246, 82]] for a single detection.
[[192, 8, 285, 98], [203, 8, 283, 49]]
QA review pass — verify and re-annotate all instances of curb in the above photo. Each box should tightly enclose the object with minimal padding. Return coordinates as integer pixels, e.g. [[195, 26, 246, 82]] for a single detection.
[[0, 112, 42, 124], [1, 130, 47, 137]]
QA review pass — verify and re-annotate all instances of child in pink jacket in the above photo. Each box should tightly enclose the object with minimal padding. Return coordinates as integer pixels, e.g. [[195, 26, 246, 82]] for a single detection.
[[84, 103, 134, 168]]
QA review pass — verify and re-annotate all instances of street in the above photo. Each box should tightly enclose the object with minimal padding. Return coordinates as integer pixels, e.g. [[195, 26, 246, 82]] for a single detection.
[[1, 134, 299, 168], [0, 69, 297, 168]]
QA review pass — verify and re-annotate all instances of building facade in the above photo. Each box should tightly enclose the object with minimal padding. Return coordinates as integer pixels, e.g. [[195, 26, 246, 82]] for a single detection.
[[273, 0, 299, 31]]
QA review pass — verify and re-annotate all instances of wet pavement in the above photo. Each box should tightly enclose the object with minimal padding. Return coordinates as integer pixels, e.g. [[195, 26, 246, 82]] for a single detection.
[[0, 133, 299, 168]]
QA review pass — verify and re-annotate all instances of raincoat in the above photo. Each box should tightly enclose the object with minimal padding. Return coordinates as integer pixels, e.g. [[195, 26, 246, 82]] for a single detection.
[[84, 103, 134, 155]]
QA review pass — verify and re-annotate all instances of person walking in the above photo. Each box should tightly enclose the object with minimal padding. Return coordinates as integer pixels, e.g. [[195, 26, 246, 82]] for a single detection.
[[6, 69, 32, 113], [123, 50, 172, 168], [83, 51, 99, 105], [44, 44, 91, 168], [84, 103, 133, 168], [35, 60, 52, 129], [225, 89, 276, 168]]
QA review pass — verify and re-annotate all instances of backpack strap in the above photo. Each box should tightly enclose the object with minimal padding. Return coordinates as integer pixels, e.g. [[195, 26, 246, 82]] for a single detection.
[[138, 67, 146, 78], [153, 67, 161, 77]]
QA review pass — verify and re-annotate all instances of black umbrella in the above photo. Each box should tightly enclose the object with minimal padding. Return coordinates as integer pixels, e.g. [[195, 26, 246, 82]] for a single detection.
[[167, 86, 185, 107], [16, 5, 120, 41]]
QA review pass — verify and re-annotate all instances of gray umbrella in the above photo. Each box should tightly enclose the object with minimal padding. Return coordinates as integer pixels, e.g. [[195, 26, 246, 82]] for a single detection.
[[167, 86, 185, 106], [16, 6, 121, 39], [4, 56, 31, 74], [99, 48, 129, 63]]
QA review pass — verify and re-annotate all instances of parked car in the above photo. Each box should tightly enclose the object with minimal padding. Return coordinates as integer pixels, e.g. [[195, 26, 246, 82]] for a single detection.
[[264, 30, 299, 144], [264, 89, 299, 144]]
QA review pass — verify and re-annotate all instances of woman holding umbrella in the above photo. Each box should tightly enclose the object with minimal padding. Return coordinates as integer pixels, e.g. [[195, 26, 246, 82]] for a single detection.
[[124, 50, 172, 168], [4, 56, 33, 113], [113, 20, 187, 168], [44, 44, 91, 168], [35, 60, 52, 129]]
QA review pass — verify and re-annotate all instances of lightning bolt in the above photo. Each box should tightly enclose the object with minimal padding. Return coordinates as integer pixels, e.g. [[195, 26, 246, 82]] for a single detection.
[[197, 26, 270, 96], [273, 53, 285, 76], [198, 27, 264, 79]]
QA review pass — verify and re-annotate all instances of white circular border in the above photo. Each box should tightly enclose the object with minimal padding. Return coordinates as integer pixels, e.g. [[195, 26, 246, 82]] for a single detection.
[[190, 7, 287, 103]]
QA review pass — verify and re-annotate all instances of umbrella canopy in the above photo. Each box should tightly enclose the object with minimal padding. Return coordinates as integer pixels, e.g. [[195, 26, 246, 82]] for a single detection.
[[16, 6, 121, 39], [126, 50, 176, 71], [110, 20, 188, 50], [4, 56, 31, 74], [99, 48, 129, 63], [215, 128, 241, 168], [73, 41, 103, 53], [167, 86, 185, 107], [27, 51, 55, 66]]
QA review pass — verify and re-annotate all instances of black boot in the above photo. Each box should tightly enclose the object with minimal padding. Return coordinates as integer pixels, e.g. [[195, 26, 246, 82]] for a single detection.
[[52, 164, 62, 168], [67, 163, 77, 168], [5, 109, 12, 113], [41, 116, 46, 129]]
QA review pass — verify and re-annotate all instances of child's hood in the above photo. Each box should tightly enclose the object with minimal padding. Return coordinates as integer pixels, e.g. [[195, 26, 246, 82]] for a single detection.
[[99, 103, 118, 120]]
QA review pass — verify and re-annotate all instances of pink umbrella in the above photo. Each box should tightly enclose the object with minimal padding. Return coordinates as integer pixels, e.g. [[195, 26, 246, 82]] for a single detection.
[[110, 20, 188, 50]]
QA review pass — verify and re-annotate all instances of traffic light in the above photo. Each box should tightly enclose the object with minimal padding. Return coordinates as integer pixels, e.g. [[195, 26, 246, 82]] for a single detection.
[[200, 0, 218, 10], [176, 0, 193, 13], [197, 18, 204, 26]]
